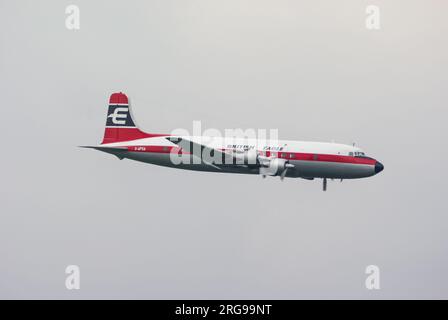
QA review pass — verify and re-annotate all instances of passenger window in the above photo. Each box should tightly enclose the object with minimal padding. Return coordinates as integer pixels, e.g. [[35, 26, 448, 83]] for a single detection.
[[289, 153, 295, 159], [349, 152, 353, 156]]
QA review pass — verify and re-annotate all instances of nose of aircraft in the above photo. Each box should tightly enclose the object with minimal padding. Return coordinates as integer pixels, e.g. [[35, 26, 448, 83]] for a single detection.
[[375, 161, 384, 174]]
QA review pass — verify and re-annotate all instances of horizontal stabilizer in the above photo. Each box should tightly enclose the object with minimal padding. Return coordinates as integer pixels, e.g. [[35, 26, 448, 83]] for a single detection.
[[79, 146, 128, 159]]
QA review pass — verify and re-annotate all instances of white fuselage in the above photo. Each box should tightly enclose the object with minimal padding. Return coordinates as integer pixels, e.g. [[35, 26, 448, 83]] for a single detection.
[[101, 136, 380, 179]]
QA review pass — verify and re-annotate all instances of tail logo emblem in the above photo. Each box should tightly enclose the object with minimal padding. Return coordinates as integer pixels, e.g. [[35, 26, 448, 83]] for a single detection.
[[108, 107, 128, 125]]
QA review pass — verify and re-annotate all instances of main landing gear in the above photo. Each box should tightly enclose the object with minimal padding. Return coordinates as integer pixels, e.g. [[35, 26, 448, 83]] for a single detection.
[[322, 178, 344, 191]]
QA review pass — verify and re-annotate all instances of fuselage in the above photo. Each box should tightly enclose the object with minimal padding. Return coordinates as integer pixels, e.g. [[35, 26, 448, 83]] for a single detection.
[[101, 136, 383, 179]]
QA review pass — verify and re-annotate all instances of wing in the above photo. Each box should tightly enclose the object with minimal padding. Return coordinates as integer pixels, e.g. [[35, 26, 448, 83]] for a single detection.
[[165, 137, 243, 169]]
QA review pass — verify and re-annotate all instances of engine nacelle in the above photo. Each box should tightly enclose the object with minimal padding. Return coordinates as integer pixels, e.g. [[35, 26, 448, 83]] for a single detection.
[[260, 158, 290, 176]]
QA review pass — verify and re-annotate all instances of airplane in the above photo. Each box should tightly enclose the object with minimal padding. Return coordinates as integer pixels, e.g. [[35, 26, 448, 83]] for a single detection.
[[82, 92, 384, 191]]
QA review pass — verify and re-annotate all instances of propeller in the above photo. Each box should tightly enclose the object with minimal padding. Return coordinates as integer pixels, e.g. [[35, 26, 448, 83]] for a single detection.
[[323, 178, 327, 191], [280, 163, 295, 181], [259, 158, 294, 180]]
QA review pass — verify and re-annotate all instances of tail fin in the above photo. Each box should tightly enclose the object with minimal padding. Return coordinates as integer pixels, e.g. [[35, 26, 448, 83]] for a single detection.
[[101, 92, 161, 144]]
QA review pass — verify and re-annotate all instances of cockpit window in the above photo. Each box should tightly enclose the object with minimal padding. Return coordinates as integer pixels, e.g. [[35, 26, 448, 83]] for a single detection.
[[349, 151, 366, 157]]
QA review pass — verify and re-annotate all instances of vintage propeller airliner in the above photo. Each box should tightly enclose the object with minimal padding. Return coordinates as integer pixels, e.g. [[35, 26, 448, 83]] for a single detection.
[[82, 92, 384, 191]]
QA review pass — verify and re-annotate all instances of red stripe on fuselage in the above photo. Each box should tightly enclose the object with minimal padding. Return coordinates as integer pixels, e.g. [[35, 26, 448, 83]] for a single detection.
[[127, 145, 181, 153], [122, 145, 376, 165]]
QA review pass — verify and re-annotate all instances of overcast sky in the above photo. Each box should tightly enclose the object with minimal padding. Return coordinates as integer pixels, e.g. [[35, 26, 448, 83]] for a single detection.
[[1, 0, 447, 299]]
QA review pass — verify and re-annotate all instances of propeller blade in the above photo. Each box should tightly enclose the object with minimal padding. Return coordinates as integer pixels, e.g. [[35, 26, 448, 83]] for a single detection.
[[280, 168, 288, 181], [323, 178, 327, 191], [280, 163, 294, 181]]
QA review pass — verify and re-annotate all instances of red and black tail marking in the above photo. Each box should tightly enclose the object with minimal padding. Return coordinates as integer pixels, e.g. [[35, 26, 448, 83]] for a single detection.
[[101, 92, 165, 144]]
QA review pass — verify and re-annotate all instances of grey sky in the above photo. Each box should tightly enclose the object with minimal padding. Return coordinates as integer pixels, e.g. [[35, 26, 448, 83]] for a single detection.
[[0, 0, 447, 299]]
